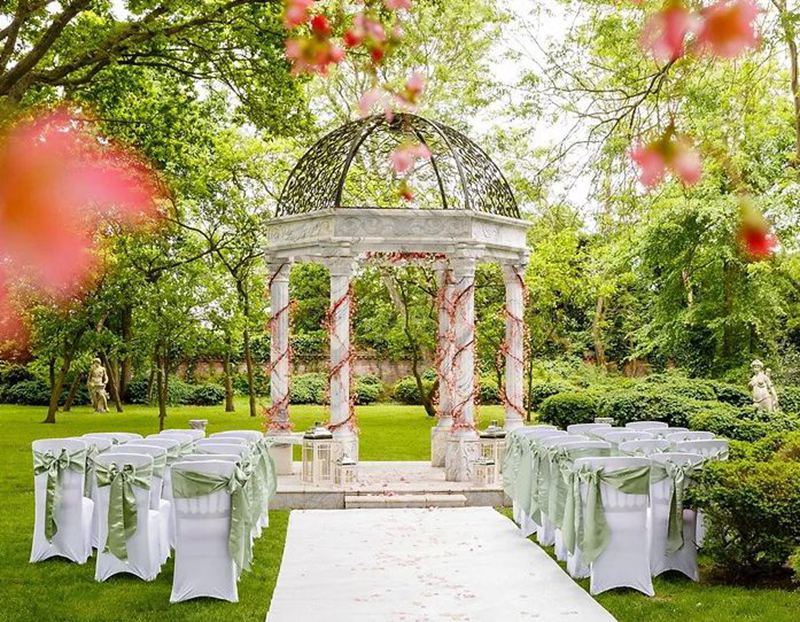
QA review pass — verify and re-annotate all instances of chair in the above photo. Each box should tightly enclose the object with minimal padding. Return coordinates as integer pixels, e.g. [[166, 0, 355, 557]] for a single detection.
[[195, 442, 251, 459], [162, 428, 205, 441], [573, 456, 653, 596], [513, 430, 567, 536], [30, 439, 94, 564], [587, 427, 626, 440], [83, 432, 142, 445], [566, 423, 611, 435], [625, 421, 668, 430], [618, 439, 671, 457], [151, 432, 194, 454], [128, 437, 182, 546], [534, 434, 588, 546], [170, 460, 242, 603], [107, 444, 171, 563], [649, 452, 705, 580], [599, 430, 655, 451], [180, 454, 242, 463], [651, 426, 688, 439], [93, 453, 161, 582], [666, 431, 715, 444], [209, 430, 263, 443], [77, 435, 112, 548]]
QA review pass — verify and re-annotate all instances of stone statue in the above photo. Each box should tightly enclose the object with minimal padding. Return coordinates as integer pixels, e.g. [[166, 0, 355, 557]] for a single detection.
[[87, 357, 109, 413], [749, 359, 778, 412]]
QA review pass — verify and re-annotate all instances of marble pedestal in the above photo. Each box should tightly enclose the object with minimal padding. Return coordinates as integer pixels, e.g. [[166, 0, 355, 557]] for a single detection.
[[444, 430, 480, 482], [430, 424, 452, 467], [269, 444, 294, 476]]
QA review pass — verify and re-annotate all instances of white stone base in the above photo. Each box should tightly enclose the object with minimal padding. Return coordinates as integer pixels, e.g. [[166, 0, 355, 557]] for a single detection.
[[445, 431, 480, 482], [430, 424, 451, 467], [269, 444, 294, 476], [504, 417, 524, 431]]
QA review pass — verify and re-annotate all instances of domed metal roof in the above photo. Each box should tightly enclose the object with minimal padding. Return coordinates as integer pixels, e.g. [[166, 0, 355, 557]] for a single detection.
[[276, 113, 519, 219]]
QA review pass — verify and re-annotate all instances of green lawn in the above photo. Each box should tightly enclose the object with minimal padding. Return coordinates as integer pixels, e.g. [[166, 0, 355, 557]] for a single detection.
[[1, 401, 797, 621]]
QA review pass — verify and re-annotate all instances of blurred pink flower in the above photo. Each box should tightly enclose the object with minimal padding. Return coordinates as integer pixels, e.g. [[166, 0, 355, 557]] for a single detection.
[[631, 144, 667, 187], [284, 0, 315, 29], [640, 5, 693, 61], [390, 143, 431, 174], [671, 144, 702, 185], [358, 88, 387, 117], [697, 0, 759, 58], [384, 0, 412, 10]]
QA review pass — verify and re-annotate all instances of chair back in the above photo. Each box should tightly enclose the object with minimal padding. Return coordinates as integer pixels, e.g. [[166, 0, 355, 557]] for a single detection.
[[573, 456, 650, 511], [162, 428, 205, 441], [179, 454, 242, 463], [539, 434, 587, 448], [106, 444, 167, 509], [652, 427, 688, 438], [210, 430, 262, 442], [649, 451, 705, 503], [171, 460, 236, 517], [618, 439, 670, 456], [625, 421, 668, 430], [79, 435, 113, 452], [666, 431, 714, 443], [148, 432, 193, 455], [195, 441, 250, 459], [673, 439, 729, 459], [588, 427, 626, 440], [557, 440, 612, 454], [515, 425, 557, 436], [566, 423, 611, 435], [83, 432, 141, 445], [601, 430, 655, 445]]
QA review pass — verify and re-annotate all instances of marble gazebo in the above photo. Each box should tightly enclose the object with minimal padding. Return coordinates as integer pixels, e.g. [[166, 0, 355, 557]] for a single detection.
[[264, 113, 529, 482]]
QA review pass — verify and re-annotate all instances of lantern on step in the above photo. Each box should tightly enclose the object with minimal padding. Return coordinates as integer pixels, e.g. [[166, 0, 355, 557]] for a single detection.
[[334, 459, 357, 487], [474, 457, 497, 486], [479, 420, 506, 482], [302, 422, 333, 484]]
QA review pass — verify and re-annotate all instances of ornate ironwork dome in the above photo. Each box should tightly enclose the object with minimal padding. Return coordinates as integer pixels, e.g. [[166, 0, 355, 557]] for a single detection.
[[276, 113, 520, 219]]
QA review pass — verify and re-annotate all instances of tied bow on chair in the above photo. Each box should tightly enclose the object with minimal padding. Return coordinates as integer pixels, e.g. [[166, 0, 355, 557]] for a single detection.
[[651, 460, 705, 553], [95, 462, 152, 560], [33, 447, 87, 542]]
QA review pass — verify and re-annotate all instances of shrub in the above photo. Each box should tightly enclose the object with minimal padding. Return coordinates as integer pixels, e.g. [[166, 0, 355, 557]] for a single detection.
[[478, 377, 500, 405], [539, 391, 598, 428], [5, 379, 52, 405], [125, 376, 151, 404], [690, 460, 800, 579], [290, 373, 327, 404], [710, 382, 751, 407], [0, 363, 34, 388], [393, 376, 433, 405], [778, 386, 800, 415], [688, 404, 772, 442], [596, 388, 701, 427], [185, 383, 226, 406], [354, 375, 382, 405], [643, 375, 717, 401], [232, 367, 269, 396], [528, 382, 572, 410]]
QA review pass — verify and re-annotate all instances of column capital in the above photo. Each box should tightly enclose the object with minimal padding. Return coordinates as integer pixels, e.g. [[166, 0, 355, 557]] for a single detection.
[[268, 260, 292, 282], [501, 262, 527, 284], [451, 257, 477, 280], [323, 254, 356, 277]]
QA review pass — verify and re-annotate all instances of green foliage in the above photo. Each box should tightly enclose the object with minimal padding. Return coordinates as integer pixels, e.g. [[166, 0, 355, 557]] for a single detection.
[[184, 383, 226, 406], [477, 377, 501, 405], [689, 404, 772, 442], [289, 373, 327, 405], [354, 375, 383, 405], [643, 375, 717, 401], [710, 382, 752, 407], [539, 391, 598, 428], [393, 376, 433, 405], [690, 460, 800, 579], [529, 381, 572, 410], [125, 377, 152, 405], [596, 388, 700, 427], [4, 379, 52, 406], [778, 387, 800, 415], [233, 367, 269, 397]]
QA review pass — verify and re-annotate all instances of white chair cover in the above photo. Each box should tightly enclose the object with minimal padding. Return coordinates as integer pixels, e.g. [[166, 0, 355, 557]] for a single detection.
[[514, 430, 566, 537], [30, 439, 93, 564], [151, 432, 194, 455], [666, 431, 715, 444], [625, 421, 668, 430], [195, 440, 251, 458], [180, 454, 242, 462], [651, 426, 688, 439], [587, 427, 626, 440], [573, 456, 654, 596], [618, 439, 671, 457], [93, 453, 162, 582], [601, 431, 655, 448], [209, 430, 263, 442], [162, 428, 206, 441], [77, 435, 112, 548], [170, 460, 240, 603], [566, 423, 611, 435], [83, 432, 142, 445], [128, 437, 182, 546], [107, 444, 171, 563], [649, 452, 705, 580]]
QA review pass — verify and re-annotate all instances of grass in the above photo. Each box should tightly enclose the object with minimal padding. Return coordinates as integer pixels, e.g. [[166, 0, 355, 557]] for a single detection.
[[1, 399, 798, 621]]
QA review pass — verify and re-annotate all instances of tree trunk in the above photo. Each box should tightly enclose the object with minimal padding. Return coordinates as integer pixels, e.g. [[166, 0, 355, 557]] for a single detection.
[[44, 332, 83, 423], [120, 305, 133, 398], [102, 353, 123, 412], [242, 293, 257, 417], [48, 358, 56, 391], [146, 362, 156, 404], [592, 295, 607, 368], [156, 354, 168, 431], [223, 341, 235, 412], [62, 372, 81, 412]]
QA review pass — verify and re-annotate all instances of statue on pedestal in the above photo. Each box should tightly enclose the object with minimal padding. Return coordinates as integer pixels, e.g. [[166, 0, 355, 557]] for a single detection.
[[87, 357, 109, 413], [749, 359, 778, 412]]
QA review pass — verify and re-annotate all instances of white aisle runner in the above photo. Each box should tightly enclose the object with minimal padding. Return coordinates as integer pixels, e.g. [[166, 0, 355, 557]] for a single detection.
[[266, 507, 616, 622]]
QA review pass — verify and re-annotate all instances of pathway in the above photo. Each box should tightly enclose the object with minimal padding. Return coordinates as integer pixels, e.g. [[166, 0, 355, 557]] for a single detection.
[[266, 506, 617, 621]]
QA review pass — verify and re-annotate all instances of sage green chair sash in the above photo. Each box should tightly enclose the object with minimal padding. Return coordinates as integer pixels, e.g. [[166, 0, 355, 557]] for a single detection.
[[171, 466, 253, 573], [502, 435, 522, 497], [149, 452, 167, 480], [577, 464, 651, 564], [95, 461, 153, 560], [33, 447, 88, 542], [83, 445, 99, 498], [512, 441, 534, 515], [650, 460, 705, 553], [559, 447, 611, 555], [528, 444, 551, 523]]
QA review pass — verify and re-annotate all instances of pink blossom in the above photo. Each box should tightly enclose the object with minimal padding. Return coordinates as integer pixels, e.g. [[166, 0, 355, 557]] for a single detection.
[[358, 89, 384, 116], [284, 0, 314, 29], [384, 0, 412, 10], [697, 0, 759, 58], [640, 6, 694, 61], [631, 143, 667, 188], [390, 143, 431, 174], [671, 144, 702, 185]]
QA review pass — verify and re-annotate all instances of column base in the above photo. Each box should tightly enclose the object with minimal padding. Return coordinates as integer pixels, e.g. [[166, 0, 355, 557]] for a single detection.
[[504, 416, 525, 431], [430, 419, 453, 467], [268, 443, 294, 476], [445, 429, 480, 482], [333, 430, 359, 464]]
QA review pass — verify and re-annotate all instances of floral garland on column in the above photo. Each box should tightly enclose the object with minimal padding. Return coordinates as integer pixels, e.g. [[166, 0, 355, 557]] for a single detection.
[[324, 283, 358, 433], [497, 268, 530, 423], [434, 268, 456, 418], [263, 266, 295, 433], [450, 279, 477, 432]]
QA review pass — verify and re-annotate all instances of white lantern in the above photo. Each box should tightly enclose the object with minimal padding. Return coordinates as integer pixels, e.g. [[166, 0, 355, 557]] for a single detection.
[[334, 459, 357, 487], [301, 422, 333, 484], [474, 457, 497, 486], [479, 420, 506, 483]]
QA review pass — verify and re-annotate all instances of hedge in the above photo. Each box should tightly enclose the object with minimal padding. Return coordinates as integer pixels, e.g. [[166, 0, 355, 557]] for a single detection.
[[354, 375, 382, 405], [290, 373, 327, 404], [528, 382, 572, 410], [539, 391, 598, 428], [596, 388, 703, 427], [777, 386, 800, 414]]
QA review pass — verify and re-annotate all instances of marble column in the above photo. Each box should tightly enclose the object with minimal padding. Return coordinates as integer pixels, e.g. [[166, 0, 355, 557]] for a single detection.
[[328, 258, 358, 463], [445, 257, 480, 482], [502, 263, 526, 431], [431, 266, 455, 467], [267, 261, 293, 475]]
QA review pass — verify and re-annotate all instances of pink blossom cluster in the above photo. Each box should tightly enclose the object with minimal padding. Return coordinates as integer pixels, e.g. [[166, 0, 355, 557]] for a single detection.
[[630, 128, 702, 187]]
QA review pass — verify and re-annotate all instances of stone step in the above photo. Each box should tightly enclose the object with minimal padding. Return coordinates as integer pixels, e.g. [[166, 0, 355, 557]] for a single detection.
[[345, 493, 467, 509]]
